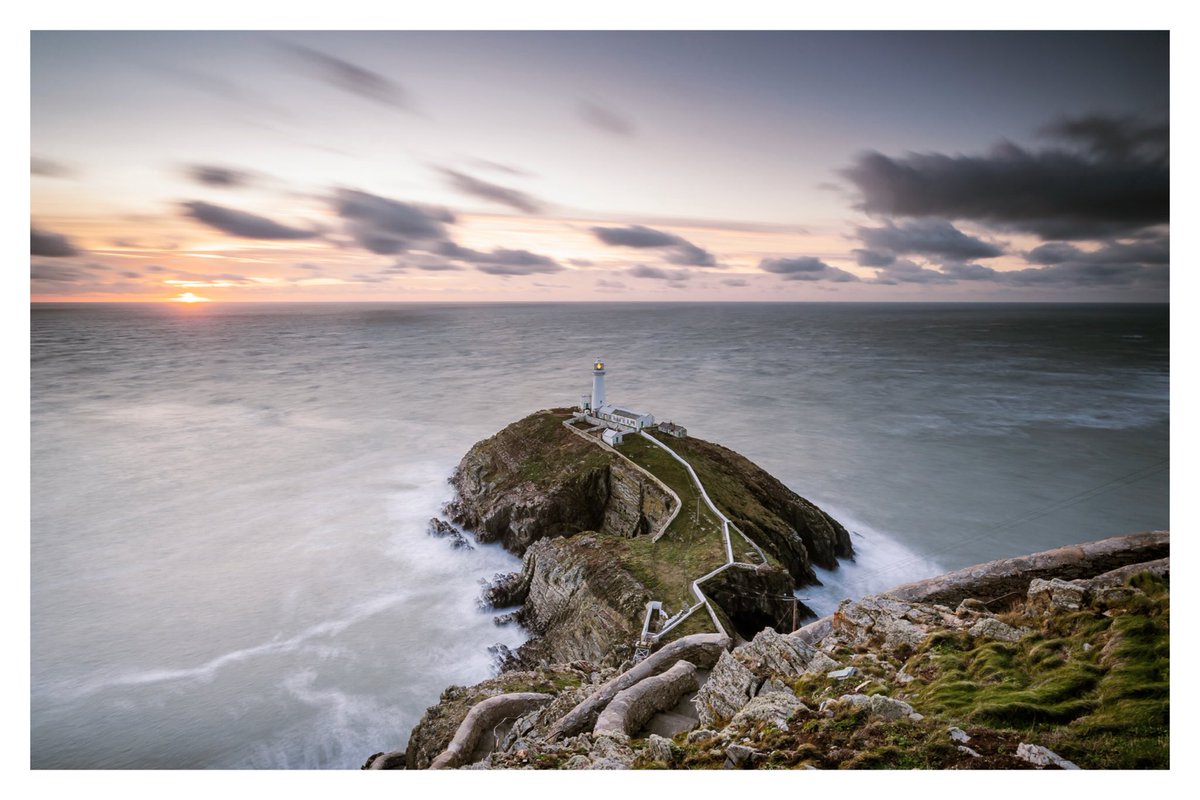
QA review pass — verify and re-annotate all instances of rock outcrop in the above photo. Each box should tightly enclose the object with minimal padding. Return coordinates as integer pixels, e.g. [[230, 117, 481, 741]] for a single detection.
[[483, 534, 651, 668], [445, 411, 672, 555], [882, 530, 1169, 608]]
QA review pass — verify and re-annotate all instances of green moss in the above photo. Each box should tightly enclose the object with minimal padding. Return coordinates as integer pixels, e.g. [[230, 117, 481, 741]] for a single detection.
[[909, 572, 1169, 768]]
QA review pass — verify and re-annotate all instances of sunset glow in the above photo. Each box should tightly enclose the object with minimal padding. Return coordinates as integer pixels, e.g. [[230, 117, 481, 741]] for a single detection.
[[173, 292, 210, 303]]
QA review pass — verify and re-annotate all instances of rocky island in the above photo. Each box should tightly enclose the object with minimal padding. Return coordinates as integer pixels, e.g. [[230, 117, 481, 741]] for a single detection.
[[366, 409, 1169, 770]]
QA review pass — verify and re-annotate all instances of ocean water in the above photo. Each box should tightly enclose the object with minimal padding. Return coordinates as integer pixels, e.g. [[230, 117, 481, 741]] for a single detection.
[[30, 302, 1169, 769]]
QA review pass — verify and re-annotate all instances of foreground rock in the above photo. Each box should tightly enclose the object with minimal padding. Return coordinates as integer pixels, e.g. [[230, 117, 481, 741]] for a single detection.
[[381, 532, 1167, 770]]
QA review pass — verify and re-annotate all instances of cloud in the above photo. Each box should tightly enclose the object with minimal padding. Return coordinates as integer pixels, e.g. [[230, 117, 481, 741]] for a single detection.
[[998, 261, 1165, 287], [1025, 238, 1169, 266], [852, 248, 896, 267], [436, 241, 561, 275], [31, 228, 80, 257], [182, 201, 318, 240], [438, 168, 545, 214], [469, 158, 531, 177], [869, 258, 955, 285], [1040, 114, 1168, 163], [595, 278, 627, 290], [759, 257, 859, 282], [579, 101, 635, 136], [334, 189, 455, 254], [32, 157, 72, 178], [841, 114, 1168, 240], [591, 225, 717, 267], [627, 265, 692, 284], [283, 43, 412, 111], [721, 278, 748, 287], [186, 165, 254, 188], [856, 219, 1004, 262], [31, 262, 87, 281]]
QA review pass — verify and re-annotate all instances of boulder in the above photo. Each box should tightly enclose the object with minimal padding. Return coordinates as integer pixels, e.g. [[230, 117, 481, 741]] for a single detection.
[[694, 650, 757, 728], [1027, 577, 1087, 610], [968, 617, 1025, 642], [827, 666, 859, 680], [735, 627, 835, 677], [1016, 742, 1079, 769], [828, 693, 915, 721], [723, 743, 759, 769], [644, 734, 675, 764], [948, 727, 971, 743], [728, 691, 809, 732], [428, 517, 473, 550]]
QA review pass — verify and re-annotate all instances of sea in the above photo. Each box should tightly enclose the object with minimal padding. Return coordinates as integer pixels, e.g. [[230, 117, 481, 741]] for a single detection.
[[30, 302, 1169, 769]]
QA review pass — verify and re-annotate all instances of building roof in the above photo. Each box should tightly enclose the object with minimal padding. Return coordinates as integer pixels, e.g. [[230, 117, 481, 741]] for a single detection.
[[597, 403, 652, 419]]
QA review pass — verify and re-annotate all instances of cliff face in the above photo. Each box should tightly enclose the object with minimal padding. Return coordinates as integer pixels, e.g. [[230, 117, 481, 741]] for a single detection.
[[651, 434, 852, 585], [446, 411, 672, 554], [489, 534, 651, 669]]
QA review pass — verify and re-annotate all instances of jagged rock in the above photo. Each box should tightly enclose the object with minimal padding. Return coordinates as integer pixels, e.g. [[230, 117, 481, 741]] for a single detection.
[[894, 669, 915, 685], [480, 570, 530, 609], [1027, 577, 1087, 610], [956, 598, 988, 615], [948, 727, 971, 743], [428, 692, 554, 770], [723, 743, 759, 769], [549, 633, 729, 740], [827, 666, 859, 680], [644, 734, 674, 764], [884, 531, 1168, 608], [757, 677, 791, 696], [687, 729, 717, 743], [446, 412, 673, 555], [362, 750, 406, 770], [594, 660, 699, 737], [563, 754, 592, 769], [734, 627, 833, 677], [1016, 743, 1080, 769], [694, 650, 757, 728], [728, 691, 809, 732], [428, 517, 473, 550], [588, 731, 634, 770], [504, 535, 652, 667], [493, 611, 520, 626], [831, 693, 915, 721], [958, 745, 981, 758], [968, 617, 1025, 642]]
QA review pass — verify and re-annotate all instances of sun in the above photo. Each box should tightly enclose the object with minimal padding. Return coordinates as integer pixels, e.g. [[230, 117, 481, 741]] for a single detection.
[[173, 292, 211, 303]]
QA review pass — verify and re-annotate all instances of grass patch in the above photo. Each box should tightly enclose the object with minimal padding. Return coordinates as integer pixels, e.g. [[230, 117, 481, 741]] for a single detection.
[[910, 572, 1170, 768]]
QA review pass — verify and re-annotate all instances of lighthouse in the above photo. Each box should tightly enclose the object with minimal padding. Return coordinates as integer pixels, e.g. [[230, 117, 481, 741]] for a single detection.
[[591, 358, 606, 410]]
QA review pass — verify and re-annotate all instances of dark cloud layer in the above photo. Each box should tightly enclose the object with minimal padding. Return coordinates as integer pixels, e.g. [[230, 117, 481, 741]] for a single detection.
[[284, 43, 412, 111], [182, 201, 317, 240], [438, 168, 545, 214], [187, 165, 253, 188], [628, 264, 691, 281], [856, 219, 1004, 262], [842, 115, 1168, 240], [334, 189, 455, 254], [31, 228, 80, 257], [759, 257, 858, 282], [591, 225, 716, 267], [437, 241, 561, 275]]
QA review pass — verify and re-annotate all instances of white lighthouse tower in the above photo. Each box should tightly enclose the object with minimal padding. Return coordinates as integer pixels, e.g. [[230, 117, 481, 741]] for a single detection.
[[591, 358, 606, 410]]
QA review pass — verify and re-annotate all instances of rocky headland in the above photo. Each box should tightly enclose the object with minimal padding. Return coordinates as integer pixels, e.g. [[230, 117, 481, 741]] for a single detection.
[[375, 410, 1169, 770]]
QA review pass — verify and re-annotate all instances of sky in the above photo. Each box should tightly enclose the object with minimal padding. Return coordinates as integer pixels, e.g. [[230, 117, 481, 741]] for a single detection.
[[29, 30, 1170, 302]]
